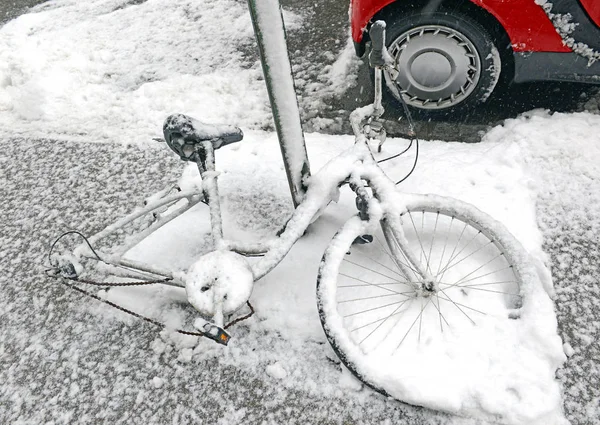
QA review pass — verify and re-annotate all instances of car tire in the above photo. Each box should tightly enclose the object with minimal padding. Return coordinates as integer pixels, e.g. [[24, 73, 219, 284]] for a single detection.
[[377, 11, 501, 120]]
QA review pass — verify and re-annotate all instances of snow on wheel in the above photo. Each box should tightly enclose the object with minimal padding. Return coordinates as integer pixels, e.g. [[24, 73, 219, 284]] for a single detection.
[[317, 194, 539, 414]]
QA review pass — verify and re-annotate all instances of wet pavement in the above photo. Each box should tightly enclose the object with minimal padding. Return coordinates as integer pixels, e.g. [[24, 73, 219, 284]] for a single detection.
[[0, 0, 46, 25]]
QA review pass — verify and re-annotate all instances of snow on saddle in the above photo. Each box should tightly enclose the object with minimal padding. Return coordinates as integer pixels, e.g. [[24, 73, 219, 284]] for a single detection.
[[163, 113, 243, 161]]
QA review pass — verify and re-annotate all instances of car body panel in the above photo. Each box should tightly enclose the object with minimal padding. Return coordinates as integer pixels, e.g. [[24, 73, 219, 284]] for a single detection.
[[351, 0, 570, 52], [580, 0, 600, 27], [548, 0, 600, 51]]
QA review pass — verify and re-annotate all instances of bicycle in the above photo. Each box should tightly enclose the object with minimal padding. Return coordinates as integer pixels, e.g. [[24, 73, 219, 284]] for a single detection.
[[48, 21, 538, 408]]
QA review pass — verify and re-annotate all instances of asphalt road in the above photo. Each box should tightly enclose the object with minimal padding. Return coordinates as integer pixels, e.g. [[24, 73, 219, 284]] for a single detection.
[[1, 1, 599, 424], [0, 0, 46, 25]]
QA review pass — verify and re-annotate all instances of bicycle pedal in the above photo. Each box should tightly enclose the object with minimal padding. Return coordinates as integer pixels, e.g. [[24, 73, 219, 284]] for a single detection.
[[203, 324, 231, 346], [194, 318, 231, 346]]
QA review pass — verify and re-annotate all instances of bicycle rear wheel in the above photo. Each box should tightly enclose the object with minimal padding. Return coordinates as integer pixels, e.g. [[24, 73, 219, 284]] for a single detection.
[[317, 194, 534, 405]]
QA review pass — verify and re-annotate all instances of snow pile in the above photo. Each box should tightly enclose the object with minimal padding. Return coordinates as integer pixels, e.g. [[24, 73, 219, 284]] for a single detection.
[[0, 0, 302, 143], [482, 109, 600, 424], [0, 0, 355, 143]]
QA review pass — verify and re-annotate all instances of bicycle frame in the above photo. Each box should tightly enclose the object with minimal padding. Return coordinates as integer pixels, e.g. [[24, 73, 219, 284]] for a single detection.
[[57, 21, 433, 337], [68, 69, 425, 292]]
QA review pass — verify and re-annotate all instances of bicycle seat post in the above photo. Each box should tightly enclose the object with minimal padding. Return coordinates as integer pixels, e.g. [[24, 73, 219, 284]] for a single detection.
[[195, 141, 224, 248]]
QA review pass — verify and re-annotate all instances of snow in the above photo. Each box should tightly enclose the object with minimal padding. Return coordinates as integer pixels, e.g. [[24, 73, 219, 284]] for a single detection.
[[0, 1, 598, 424], [536, 1, 600, 64], [482, 45, 501, 102], [185, 250, 254, 320], [478, 109, 600, 424], [265, 362, 287, 379], [0, 0, 301, 143], [563, 343, 574, 357], [112, 128, 567, 424]]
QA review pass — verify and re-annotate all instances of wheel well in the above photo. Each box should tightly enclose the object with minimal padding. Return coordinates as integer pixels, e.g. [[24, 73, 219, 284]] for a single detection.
[[369, 0, 515, 82]]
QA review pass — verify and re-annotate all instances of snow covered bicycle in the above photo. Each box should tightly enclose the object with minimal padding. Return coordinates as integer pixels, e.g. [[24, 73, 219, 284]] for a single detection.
[[48, 21, 537, 403]]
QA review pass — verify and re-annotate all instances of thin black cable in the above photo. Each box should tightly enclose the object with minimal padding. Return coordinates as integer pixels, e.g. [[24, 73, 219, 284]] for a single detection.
[[374, 97, 420, 184], [394, 93, 420, 185], [371, 60, 421, 185], [224, 302, 255, 329], [376, 139, 413, 164], [396, 134, 419, 185], [48, 230, 173, 281], [48, 230, 102, 267]]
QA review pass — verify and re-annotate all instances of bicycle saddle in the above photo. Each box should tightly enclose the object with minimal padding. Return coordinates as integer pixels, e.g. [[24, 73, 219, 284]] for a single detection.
[[163, 114, 243, 161]]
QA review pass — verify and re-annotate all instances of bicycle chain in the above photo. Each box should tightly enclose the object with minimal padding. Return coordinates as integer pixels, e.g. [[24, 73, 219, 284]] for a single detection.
[[56, 274, 207, 338], [52, 273, 255, 343]]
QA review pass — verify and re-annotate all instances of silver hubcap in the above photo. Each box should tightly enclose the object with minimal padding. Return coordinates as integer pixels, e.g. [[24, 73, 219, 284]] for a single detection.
[[385, 25, 482, 110]]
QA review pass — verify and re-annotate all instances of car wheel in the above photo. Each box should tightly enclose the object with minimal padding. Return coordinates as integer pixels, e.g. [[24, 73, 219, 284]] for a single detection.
[[379, 11, 501, 119]]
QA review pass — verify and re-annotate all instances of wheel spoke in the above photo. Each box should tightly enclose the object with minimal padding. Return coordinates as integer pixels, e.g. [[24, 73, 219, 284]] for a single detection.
[[338, 292, 413, 304], [338, 283, 414, 288], [446, 248, 504, 283], [432, 293, 448, 331], [395, 298, 431, 351], [339, 273, 410, 296], [447, 264, 513, 288], [436, 216, 453, 276], [348, 249, 407, 280], [407, 212, 429, 270], [437, 239, 496, 279], [420, 212, 424, 265], [342, 258, 401, 282], [343, 299, 411, 318], [437, 229, 482, 280], [439, 279, 517, 288], [442, 286, 521, 297], [350, 299, 411, 333], [383, 230, 424, 280], [375, 233, 421, 278], [438, 288, 485, 319], [359, 299, 411, 346], [426, 212, 440, 276], [437, 221, 468, 280]]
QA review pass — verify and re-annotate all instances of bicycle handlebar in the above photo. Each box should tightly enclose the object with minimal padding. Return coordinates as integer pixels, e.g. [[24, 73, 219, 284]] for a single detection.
[[369, 21, 390, 68]]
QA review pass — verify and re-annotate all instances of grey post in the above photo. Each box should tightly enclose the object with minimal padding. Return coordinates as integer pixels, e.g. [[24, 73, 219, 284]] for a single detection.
[[247, 0, 310, 208]]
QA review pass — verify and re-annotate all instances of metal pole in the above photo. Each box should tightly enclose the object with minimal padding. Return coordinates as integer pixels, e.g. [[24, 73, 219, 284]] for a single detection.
[[247, 0, 310, 208]]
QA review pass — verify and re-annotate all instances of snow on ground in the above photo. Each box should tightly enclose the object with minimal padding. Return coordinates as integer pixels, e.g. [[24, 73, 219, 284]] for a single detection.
[[3, 113, 598, 425], [0, 0, 599, 424], [0, 0, 356, 143], [0, 0, 290, 142], [117, 130, 566, 424], [482, 111, 600, 424]]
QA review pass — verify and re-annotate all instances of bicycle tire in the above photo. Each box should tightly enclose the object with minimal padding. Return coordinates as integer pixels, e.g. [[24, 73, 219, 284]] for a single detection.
[[316, 194, 538, 407]]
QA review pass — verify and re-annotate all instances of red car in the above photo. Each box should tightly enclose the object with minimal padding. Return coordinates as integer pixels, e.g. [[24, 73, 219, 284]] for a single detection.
[[351, 0, 600, 117]]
